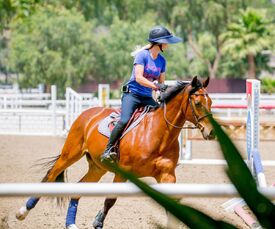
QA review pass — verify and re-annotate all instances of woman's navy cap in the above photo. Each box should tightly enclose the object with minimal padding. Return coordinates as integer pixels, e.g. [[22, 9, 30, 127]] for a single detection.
[[148, 26, 182, 44]]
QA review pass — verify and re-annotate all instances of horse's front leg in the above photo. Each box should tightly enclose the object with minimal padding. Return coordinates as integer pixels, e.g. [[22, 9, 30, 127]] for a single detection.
[[93, 175, 126, 229], [155, 161, 179, 229], [155, 157, 177, 183], [156, 172, 176, 183]]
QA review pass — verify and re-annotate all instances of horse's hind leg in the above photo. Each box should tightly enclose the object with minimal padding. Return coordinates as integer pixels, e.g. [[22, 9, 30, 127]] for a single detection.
[[93, 175, 126, 229], [16, 131, 85, 221], [66, 156, 106, 229]]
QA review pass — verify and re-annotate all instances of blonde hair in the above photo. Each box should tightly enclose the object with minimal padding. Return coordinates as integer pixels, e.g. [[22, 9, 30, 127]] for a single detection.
[[131, 44, 152, 57]]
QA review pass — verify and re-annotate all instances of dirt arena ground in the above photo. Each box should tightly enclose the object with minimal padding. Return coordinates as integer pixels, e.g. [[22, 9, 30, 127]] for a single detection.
[[0, 135, 275, 229]]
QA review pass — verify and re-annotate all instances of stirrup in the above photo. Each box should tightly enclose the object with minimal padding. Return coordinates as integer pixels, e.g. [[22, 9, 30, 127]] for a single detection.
[[101, 148, 118, 163]]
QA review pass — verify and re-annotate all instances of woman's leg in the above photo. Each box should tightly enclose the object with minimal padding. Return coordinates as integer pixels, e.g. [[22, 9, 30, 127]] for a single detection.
[[101, 93, 140, 162], [141, 96, 158, 107]]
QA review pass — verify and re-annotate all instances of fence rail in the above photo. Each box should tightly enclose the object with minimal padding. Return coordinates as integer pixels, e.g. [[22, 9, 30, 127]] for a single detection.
[[0, 87, 275, 136], [0, 109, 66, 135], [1, 183, 275, 198]]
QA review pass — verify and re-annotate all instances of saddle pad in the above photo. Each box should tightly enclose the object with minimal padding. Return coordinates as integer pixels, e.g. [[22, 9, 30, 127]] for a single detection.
[[98, 105, 153, 139], [98, 112, 120, 138]]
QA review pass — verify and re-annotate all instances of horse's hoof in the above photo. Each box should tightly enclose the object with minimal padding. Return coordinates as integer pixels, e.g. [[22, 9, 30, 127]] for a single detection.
[[92, 210, 105, 229], [16, 206, 29, 220], [66, 224, 79, 229], [92, 219, 104, 228]]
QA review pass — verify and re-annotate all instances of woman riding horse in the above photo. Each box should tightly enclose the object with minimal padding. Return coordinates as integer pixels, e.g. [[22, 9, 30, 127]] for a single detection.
[[16, 28, 215, 229], [16, 76, 214, 229], [101, 25, 182, 162]]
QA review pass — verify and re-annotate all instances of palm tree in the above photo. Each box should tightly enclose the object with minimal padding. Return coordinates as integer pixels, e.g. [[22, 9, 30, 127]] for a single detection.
[[221, 8, 273, 79]]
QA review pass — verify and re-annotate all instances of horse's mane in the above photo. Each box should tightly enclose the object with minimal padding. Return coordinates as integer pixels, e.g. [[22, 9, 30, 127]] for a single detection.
[[158, 81, 189, 104], [158, 79, 203, 105]]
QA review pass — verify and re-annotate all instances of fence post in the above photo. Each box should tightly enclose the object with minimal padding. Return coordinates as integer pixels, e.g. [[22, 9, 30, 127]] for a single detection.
[[179, 129, 192, 161], [3, 96, 7, 109], [51, 85, 57, 135], [98, 84, 110, 107], [65, 88, 82, 132], [66, 88, 70, 131]]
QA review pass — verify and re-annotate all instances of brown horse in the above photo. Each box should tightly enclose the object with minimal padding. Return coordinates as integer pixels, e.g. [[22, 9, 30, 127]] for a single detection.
[[16, 76, 215, 229]]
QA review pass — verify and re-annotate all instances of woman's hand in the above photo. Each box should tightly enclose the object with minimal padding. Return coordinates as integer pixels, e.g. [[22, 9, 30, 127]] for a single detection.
[[153, 82, 168, 92], [135, 65, 167, 91]]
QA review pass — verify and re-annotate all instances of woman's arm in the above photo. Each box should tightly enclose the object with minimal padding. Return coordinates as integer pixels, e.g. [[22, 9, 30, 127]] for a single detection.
[[159, 72, 165, 84], [135, 64, 159, 90]]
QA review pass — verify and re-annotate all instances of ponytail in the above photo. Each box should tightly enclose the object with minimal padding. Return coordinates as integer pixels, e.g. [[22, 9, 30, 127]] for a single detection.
[[130, 44, 152, 57]]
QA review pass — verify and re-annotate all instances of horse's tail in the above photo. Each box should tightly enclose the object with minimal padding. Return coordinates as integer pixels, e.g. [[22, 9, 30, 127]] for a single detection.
[[37, 155, 67, 183], [33, 155, 67, 206]]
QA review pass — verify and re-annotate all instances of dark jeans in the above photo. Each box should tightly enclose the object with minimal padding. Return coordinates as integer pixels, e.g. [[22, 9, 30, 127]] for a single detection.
[[119, 92, 157, 126], [103, 92, 158, 155]]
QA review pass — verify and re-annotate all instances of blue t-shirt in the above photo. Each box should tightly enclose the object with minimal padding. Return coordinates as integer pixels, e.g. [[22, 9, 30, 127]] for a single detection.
[[127, 49, 166, 97]]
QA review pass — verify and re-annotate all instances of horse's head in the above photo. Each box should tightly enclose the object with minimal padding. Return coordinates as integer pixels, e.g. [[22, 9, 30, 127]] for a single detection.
[[184, 76, 215, 140], [158, 76, 215, 140]]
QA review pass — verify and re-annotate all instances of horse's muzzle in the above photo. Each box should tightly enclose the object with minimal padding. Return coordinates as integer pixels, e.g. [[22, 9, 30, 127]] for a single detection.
[[205, 129, 215, 140], [197, 122, 215, 140]]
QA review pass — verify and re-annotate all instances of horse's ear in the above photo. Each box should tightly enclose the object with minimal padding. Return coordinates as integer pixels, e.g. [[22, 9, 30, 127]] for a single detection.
[[191, 76, 198, 88], [203, 77, 210, 88]]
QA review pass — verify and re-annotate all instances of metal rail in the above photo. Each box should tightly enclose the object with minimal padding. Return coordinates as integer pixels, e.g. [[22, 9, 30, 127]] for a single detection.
[[1, 183, 275, 198]]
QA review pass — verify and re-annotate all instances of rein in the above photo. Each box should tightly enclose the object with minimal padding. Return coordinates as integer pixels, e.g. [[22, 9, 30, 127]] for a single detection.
[[163, 102, 195, 129], [163, 92, 212, 130], [188, 95, 212, 131]]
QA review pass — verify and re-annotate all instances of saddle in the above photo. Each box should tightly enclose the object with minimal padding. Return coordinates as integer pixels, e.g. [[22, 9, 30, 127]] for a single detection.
[[98, 105, 156, 139]]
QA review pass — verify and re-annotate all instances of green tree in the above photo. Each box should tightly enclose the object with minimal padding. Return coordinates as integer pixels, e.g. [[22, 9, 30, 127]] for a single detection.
[[170, 0, 275, 79], [0, 0, 41, 31], [8, 6, 96, 94], [187, 32, 219, 77], [0, 0, 15, 83], [0, 0, 15, 32], [1, 0, 52, 84], [221, 8, 273, 79], [4, 0, 275, 89], [40, 0, 154, 25], [162, 42, 189, 80], [170, 0, 243, 79]]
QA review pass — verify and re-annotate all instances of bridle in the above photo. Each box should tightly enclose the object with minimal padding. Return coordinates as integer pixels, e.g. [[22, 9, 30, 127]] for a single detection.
[[163, 90, 212, 131], [187, 93, 212, 131]]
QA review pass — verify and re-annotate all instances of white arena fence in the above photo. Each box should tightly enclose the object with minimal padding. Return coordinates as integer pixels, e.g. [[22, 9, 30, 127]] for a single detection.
[[1, 183, 275, 199], [0, 84, 274, 136], [0, 86, 119, 136]]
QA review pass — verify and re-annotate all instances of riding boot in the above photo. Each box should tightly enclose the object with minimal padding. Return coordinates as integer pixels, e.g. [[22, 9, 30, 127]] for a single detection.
[[101, 122, 125, 163]]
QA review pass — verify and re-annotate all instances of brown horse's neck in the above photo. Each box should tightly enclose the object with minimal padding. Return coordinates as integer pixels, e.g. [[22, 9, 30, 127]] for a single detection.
[[154, 90, 189, 140]]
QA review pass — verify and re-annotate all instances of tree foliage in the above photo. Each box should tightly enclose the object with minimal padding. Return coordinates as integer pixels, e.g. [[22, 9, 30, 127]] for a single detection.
[[221, 8, 274, 78], [2, 0, 275, 89], [9, 6, 96, 93], [0, 0, 15, 31], [170, 0, 275, 79]]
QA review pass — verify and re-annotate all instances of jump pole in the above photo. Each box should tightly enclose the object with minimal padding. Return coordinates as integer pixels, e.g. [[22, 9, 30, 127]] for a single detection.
[[222, 79, 267, 229], [246, 79, 266, 187]]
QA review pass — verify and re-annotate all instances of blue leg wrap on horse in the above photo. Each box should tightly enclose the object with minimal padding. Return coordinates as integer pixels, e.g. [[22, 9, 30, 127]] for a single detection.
[[26, 197, 39, 210], [65, 199, 79, 227]]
